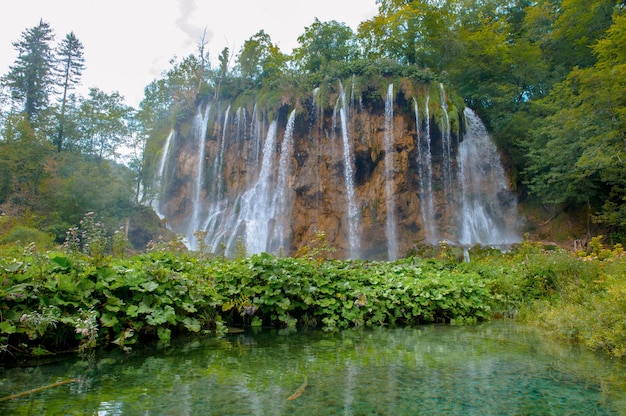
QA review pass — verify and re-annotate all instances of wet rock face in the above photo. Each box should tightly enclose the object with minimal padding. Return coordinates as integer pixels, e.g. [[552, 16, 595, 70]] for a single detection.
[[151, 86, 518, 259]]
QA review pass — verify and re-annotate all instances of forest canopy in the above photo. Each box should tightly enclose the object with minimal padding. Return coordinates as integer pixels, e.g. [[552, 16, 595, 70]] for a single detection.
[[1, 0, 625, 247]]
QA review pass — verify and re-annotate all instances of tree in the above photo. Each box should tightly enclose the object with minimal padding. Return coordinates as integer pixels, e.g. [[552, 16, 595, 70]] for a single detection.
[[55, 32, 85, 152], [0, 112, 54, 206], [236, 30, 287, 86], [524, 8, 626, 234], [548, 0, 616, 70], [163, 54, 207, 117], [2, 19, 56, 123], [78, 88, 132, 161], [215, 46, 231, 98], [292, 19, 358, 73], [357, 0, 459, 69]]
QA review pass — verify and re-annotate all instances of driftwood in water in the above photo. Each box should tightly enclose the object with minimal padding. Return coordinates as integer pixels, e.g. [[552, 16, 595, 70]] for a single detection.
[[0, 378, 80, 402]]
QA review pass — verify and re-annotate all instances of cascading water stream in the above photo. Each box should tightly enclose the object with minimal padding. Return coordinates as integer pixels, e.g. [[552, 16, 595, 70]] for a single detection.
[[271, 110, 296, 253], [439, 83, 453, 196], [201, 108, 267, 255], [414, 99, 437, 244], [215, 105, 231, 199], [458, 108, 519, 247], [187, 105, 211, 249], [339, 81, 361, 259], [242, 121, 279, 254], [384, 84, 399, 260], [249, 104, 261, 169], [151, 129, 175, 219], [199, 105, 232, 250]]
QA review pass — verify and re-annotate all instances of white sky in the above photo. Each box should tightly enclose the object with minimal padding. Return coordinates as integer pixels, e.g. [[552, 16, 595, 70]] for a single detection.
[[1, 0, 379, 108]]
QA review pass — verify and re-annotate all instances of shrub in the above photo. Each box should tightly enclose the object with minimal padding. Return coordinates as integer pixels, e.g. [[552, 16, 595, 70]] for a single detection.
[[0, 225, 54, 248]]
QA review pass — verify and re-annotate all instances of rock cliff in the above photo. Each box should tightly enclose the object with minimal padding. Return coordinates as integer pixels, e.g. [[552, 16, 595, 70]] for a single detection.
[[150, 80, 519, 259]]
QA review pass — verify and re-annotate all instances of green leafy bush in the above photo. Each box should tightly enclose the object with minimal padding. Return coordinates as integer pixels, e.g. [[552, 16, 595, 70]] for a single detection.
[[515, 240, 626, 358], [0, 226, 54, 248], [1, 236, 624, 361]]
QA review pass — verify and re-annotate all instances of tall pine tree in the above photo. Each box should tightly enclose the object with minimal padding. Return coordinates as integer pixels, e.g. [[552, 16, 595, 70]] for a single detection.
[[3, 19, 56, 123], [55, 31, 85, 152]]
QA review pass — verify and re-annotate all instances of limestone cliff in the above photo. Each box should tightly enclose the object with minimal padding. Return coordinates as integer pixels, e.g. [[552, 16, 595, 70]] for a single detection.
[[150, 81, 519, 260]]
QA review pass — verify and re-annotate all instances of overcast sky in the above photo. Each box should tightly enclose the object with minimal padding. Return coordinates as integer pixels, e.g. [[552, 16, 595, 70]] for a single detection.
[[1, 0, 379, 107]]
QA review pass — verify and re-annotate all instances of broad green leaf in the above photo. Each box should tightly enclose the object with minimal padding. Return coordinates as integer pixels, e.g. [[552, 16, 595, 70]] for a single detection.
[[126, 304, 139, 317], [0, 321, 17, 334], [141, 281, 159, 292], [100, 313, 119, 327], [182, 317, 201, 332]]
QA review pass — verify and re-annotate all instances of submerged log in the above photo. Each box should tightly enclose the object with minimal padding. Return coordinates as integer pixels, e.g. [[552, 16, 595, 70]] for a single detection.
[[0, 378, 80, 402]]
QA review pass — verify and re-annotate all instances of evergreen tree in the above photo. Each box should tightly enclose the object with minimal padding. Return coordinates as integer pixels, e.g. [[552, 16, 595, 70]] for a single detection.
[[55, 31, 85, 152], [2, 19, 56, 123]]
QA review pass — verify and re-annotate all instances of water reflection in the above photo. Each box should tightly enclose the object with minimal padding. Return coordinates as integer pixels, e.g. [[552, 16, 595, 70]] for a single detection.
[[1, 322, 624, 415]]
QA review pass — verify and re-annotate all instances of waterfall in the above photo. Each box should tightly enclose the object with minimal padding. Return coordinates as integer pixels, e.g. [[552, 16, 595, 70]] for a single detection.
[[458, 108, 519, 247], [384, 84, 398, 260], [187, 105, 211, 249], [271, 110, 296, 252], [200, 102, 230, 253], [415, 99, 437, 244], [215, 105, 231, 199], [249, 104, 261, 168], [205, 106, 262, 255], [242, 121, 279, 254], [236, 107, 247, 142], [151, 85, 521, 260], [339, 81, 361, 259], [439, 83, 453, 196], [151, 129, 175, 219]]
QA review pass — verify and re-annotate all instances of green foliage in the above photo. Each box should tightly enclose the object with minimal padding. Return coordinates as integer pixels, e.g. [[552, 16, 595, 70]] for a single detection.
[[0, 225, 54, 248], [78, 87, 133, 160], [522, 7, 626, 235], [237, 30, 288, 88], [1, 232, 625, 361], [294, 229, 336, 262], [517, 239, 626, 357], [292, 18, 358, 73]]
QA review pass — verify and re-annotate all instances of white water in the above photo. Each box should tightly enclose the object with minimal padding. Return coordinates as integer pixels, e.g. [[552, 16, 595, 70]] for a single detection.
[[458, 108, 519, 246], [339, 81, 361, 259], [215, 105, 230, 199], [414, 98, 437, 244], [271, 110, 296, 253], [242, 121, 279, 254], [439, 83, 453, 196], [249, 104, 262, 169], [384, 84, 399, 260], [151, 129, 175, 219], [187, 105, 211, 249]]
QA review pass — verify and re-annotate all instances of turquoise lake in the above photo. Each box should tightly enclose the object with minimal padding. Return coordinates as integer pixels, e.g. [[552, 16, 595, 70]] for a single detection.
[[1, 321, 625, 415]]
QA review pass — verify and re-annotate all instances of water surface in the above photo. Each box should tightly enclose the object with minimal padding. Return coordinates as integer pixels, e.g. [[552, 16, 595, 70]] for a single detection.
[[1, 322, 624, 415]]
